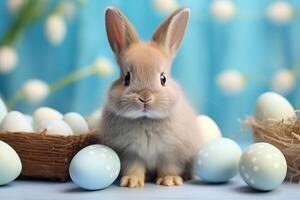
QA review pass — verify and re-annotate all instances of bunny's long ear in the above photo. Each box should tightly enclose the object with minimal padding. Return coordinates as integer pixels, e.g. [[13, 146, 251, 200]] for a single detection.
[[105, 7, 139, 56], [152, 8, 190, 57]]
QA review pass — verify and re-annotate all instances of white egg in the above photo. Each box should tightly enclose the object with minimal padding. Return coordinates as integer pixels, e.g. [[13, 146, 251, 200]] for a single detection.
[[63, 112, 89, 135], [0, 111, 33, 132], [197, 115, 222, 145], [0, 141, 22, 185], [24, 114, 33, 125], [33, 107, 63, 128], [239, 142, 287, 191], [37, 119, 73, 136], [255, 92, 295, 121], [85, 108, 102, 130], [0, 97, 7, 124]]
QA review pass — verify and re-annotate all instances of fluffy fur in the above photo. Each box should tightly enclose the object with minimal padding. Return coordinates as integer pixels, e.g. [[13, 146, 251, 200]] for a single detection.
[[99, 7, 203, 187]]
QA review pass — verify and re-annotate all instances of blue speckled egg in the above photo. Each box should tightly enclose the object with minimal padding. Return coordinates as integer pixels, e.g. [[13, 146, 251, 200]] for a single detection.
[[193, 138, 242, 183], [0, 97, 7, 124], [69, 144, 121, 190], [239, 142, 287, 191]]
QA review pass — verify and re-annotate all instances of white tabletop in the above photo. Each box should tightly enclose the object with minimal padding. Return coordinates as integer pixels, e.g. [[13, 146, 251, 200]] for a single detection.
[[1, 176, 299, 200]]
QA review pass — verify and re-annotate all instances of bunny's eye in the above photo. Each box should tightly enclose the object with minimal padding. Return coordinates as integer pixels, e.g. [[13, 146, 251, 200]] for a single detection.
[[160, 73, 166, 86], [124, 72, 131, 86]]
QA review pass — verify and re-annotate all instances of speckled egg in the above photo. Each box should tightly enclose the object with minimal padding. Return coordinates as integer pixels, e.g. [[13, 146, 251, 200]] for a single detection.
[[0, 97, 7, 124], [197, 115, 222, 145], [69, 144, 121, 190], [0, 111, 33, 132], [255, 92, 295, 121], [63, 112, 89, 135], [193, 138, 242, 183], [37, 119, 73, 136], [0, 140, 22, 185], [239, 142, 287, 191]]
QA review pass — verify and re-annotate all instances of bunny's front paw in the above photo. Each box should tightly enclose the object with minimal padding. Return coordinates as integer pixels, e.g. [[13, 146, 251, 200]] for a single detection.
[[120, 175, 145, 188], [156, 175, 183, 186]]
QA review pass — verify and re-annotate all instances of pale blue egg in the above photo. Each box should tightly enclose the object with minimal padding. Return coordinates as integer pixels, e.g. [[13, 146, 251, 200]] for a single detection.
[[69, 144, 121, 190], [239, 142, 287, 191], [0, 141, 22, 185], [0, 97, 7, 124], [255, 92, 295, 121], [193, 138, 242, 183]]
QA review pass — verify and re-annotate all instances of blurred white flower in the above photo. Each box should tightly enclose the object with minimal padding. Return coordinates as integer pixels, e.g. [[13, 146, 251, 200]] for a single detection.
[[211, 0, 236, 22], [153, 0, 179, 15], [271, 69, 295, 94], [45, 15, 66, 46], [0, 46, 18, 74], [216, 69, 245, 94], [61, 1, 76, 19], [22, 79, 50, 103], [267, 1, 294, 24], [6, 0, 25, 14], [93, 58, 113, 76]]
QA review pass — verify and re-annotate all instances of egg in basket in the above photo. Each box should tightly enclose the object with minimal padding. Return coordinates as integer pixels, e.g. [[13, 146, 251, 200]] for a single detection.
[[0, 107, 99, 181]]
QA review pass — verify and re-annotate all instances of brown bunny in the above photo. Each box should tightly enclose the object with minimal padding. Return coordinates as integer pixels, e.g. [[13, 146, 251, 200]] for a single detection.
[[99, 7, 203, 187]]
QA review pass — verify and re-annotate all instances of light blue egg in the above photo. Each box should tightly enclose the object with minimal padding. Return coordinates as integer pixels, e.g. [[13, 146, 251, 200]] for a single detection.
[[69, 144, 120, 190], [193, 138, 242, 183], [239, 142, 287, 191], [0, 141, 22, 185], [255, 92, 295, 121], [0, 97, 8, 124]]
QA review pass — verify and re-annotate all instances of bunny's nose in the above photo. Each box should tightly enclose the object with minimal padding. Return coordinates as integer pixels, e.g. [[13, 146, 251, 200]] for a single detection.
[[138, 97, 152, 103], [137, 89, 154, 104]]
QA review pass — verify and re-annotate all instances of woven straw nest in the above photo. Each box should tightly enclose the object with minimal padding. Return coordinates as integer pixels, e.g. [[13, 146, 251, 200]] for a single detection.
[[0, 130, 98, 181], [246, 117, 300, 183]]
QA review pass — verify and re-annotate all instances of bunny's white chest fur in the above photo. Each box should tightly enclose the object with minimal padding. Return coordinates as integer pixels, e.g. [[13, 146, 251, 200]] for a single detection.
[[100, 107, 202, 173], [101, 117, 176, 170], [119, 121, 174, 170]]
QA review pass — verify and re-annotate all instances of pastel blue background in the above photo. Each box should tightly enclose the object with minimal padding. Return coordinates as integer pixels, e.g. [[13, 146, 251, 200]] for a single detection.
[[1, 0, 300, 143]]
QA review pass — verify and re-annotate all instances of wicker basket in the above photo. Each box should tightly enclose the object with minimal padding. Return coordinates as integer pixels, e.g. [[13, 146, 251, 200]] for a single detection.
[[246, 117, 300, 183], [0, 130, 98, 181]]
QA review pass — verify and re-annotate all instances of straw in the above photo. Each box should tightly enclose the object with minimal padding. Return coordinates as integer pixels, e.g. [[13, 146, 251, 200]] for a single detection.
[[246, 117, 300, 183]]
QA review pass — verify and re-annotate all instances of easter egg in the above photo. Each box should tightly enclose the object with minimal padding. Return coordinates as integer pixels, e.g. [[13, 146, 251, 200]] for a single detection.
[[239, 142, 287, 191], [85, 108, 102, 130], [63, 112, 89, 135], [37, 119, 73, 136], [0, 140, 22, 185], [0, 111, 33, 132], [69, 144, 120, 190], [197, 115, 222, 144], [0, 97, 7, 124], [33, 107, 63, 128], [255, 92, 295, 121], [24, 115, 33, 125], [193, 138, 242, 183]]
